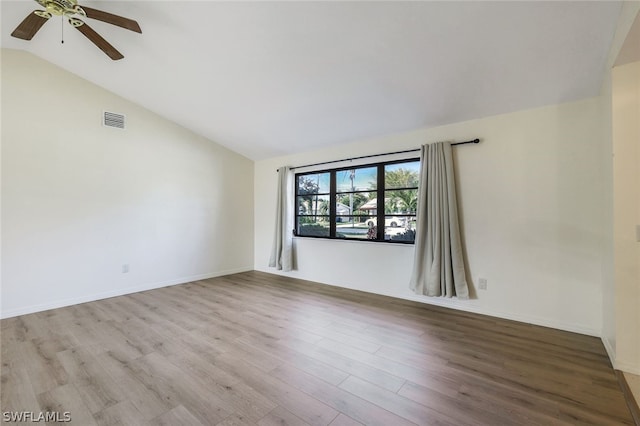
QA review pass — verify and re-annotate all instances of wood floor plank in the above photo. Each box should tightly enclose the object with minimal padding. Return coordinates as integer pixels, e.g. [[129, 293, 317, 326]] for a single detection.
[[149, 405, 205, 426], [235, 333, 351, 386], [94, 349, 175, 421], [76, 318, 149, 361], [57, 346, 123, 414], [315, 335, 459, 393], [216, 412, 261, 426], [19, 338, 69, 393], [214, 353, 340, 426], [93, 400, 147, 426], [128, 351, 232, 425], [455, 380, 621, 425], [1, 270, 634, 425], [12, 313, 54, 341], [150, 340, 278, 424], [258, 406, 311, 426], [444, 351, 632, 421], [338, 375, 458, 426], [37, 383, 97, 426], [278, 335, 407, 393], [328, 413, 364, 426], [0, 364, 41, 416], [398, 379, 545, 426], [269, 363, 417, 426]]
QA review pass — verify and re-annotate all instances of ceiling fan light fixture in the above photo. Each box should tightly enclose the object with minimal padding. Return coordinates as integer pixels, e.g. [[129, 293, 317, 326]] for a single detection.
[[34, 10, 52, 19], [68, 17, 83, 27]]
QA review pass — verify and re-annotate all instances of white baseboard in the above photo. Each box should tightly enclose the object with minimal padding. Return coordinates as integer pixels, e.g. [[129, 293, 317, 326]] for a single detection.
[[590, 335, 639, 376], [0, 266, 252, 319], [616, 361, 640, 376], [602, 336, 617, 367]]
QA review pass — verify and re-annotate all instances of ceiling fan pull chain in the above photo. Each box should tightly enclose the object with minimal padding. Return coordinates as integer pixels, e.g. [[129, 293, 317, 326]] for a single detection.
[[61, 16, 64, 44]]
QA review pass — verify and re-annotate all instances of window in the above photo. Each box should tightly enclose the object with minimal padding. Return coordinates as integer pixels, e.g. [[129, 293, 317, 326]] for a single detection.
[[295, 159, 420, 243]]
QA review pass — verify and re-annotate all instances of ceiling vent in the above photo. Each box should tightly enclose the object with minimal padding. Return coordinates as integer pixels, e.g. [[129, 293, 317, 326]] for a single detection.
[[103, 111, 125, 129]]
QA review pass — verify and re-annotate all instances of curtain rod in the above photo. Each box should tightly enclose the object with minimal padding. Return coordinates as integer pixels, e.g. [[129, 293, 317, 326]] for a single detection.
[[281, 138, 480, 171]]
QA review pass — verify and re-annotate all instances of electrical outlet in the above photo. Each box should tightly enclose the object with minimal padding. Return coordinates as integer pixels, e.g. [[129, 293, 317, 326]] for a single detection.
[[478, 278, 488, 290], [122, 264, 130, 273]]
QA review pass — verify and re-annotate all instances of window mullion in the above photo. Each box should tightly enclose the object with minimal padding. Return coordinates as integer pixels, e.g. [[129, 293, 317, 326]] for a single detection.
[[294, 176, 299, 236], [330, 171, 337, 238], [376, 164, 384, 241]]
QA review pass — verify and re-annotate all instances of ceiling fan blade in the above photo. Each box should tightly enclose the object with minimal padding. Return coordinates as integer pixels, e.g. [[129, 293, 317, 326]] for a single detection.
[[75, 22, 124, 60], [11, 10, 50, 40], [81, 6, 142, 33]]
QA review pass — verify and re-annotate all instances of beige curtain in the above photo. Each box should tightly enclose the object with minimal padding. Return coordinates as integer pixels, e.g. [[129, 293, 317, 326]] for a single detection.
[[409, 142, 469, 298], [269, 166, 293, 271]]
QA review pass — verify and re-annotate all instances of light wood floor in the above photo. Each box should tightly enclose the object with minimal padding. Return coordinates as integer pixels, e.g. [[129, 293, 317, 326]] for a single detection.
[[1, 271, 634, 425]]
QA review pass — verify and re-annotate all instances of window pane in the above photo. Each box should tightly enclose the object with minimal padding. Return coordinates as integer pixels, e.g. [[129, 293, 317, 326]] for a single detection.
[[384, 189, 418, 214], [336, 193, 374, 216], [336, 167, 377, 192], [384, 216, 416, 242], [334, 216, 371, 240], [385, 161, 420, 189], [297, 195, 330, 215], [297, 217, 330, 237], [297, 173, 330, 195]]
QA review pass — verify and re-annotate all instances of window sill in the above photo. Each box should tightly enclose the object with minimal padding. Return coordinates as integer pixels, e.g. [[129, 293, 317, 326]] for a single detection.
[[293, 235, 415, 246]]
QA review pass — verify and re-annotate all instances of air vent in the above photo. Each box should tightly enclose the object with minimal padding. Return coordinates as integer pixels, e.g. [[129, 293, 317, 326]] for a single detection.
[[103, 111, 125, 129]]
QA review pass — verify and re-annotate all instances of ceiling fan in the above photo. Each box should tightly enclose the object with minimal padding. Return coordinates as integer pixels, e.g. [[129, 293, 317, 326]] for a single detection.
[[11, 0, 141, 60]]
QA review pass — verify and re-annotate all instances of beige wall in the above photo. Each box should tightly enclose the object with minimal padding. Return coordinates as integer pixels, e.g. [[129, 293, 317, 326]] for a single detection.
[[601, 65, 617, 364], [601, 2, 640, 371], [255, 98, 606, 336], [612, 60, 640, 374], [1, 49, 255, 318]]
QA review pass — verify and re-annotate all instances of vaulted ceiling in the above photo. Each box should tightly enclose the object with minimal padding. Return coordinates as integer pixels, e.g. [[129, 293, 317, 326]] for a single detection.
[[2, 1, 623, 160]]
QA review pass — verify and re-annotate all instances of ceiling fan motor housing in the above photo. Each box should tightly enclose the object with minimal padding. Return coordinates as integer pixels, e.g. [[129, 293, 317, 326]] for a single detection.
[[36, 0, 84, 17]]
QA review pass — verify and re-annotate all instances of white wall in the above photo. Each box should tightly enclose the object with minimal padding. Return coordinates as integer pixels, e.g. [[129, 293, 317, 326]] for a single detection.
[[612, 60, 640, 374], [255, 98, 606, 336], [1, 49, 254, 318]]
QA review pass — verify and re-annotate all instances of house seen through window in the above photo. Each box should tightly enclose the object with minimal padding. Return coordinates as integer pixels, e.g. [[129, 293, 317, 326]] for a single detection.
[[295, 159, 420, 243]]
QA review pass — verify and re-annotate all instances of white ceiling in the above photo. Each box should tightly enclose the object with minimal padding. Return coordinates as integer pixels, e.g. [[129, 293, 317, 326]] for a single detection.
[[2, 1, 623, 160]]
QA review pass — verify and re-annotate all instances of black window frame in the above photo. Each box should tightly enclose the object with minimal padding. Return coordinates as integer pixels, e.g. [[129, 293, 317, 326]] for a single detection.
[[294, 158, 420, 244]]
